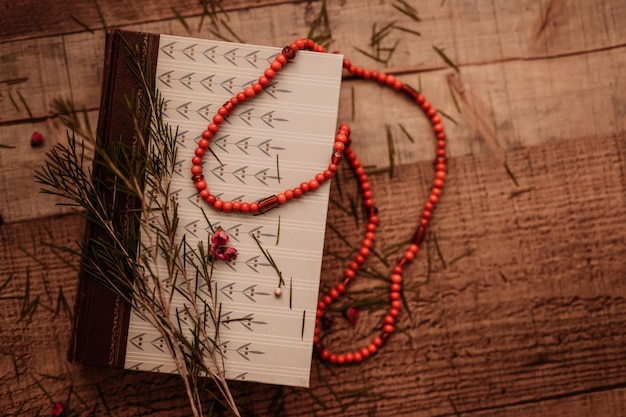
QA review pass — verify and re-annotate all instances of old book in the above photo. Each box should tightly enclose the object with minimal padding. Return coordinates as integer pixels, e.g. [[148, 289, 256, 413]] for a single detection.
[[67, 29, 343, 387]]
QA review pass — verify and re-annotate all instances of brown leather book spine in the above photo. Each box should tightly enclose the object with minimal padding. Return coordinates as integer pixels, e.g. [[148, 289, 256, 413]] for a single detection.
[[67, 29, 160, 368]]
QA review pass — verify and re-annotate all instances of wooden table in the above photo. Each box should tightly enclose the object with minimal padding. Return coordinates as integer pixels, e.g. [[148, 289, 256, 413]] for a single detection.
[[2, 1, 625, 416]]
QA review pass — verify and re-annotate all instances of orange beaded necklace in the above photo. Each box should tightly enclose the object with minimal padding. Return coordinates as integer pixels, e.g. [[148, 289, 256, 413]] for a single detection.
[[190, 38, 447, 365]]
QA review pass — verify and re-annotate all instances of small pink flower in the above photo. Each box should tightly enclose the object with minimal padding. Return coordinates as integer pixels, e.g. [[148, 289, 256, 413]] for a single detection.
[[222, 247, 238, 262], [211, 229, 229, 247], [209, 228, 237, 263]]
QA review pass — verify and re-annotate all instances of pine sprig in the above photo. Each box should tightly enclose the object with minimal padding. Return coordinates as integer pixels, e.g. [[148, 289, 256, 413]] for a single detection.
[[35, 38, 239, 417]]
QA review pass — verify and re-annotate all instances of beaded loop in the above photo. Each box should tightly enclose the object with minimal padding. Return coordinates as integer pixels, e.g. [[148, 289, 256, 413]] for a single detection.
[[190, 38, 447, 364], [190, 39, 345, 215]]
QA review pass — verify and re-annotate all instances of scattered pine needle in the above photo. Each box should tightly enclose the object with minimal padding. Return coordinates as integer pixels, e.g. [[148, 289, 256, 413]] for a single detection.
[[398, 123, 415, 143], [433, 45, 460, 73], [386, 125, 395, 179], [509, 187, 535, 199], [69, 15, 94, 33], [392, 0, 420, 22], [438, 109, 458, 125], [503, 161, 519, 187], [172, 8, 192, 34]]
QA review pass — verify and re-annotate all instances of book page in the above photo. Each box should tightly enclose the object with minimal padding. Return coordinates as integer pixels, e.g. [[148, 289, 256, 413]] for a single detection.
[[124, 34, 343, 387]]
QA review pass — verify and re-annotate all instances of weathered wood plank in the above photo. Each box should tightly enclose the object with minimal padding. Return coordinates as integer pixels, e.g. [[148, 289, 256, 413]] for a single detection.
[[464, 387, 626, 417], [2, 133, 625, 416], [3, 0, 626, 123], [3, 46, 625, 223], [0, 0, 301, 42]]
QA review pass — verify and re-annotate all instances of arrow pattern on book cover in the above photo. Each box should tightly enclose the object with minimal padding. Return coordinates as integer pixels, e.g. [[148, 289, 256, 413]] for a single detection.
[[126, 35, 343, 387]]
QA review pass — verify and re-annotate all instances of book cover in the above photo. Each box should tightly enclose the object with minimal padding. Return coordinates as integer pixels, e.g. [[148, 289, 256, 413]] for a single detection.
[[68, 29, 343, 387]]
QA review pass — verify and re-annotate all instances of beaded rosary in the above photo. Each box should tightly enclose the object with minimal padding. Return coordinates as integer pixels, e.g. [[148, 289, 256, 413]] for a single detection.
[[191, 38, 446, 365]]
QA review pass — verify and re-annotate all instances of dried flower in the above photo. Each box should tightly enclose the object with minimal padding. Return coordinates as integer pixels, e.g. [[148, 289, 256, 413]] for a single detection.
[[31, 131, 44, 147], [210, 228, 238, 262], [345, 305, 359, 325], [211, 229, 229, 247], [51, 401, 65, 417]]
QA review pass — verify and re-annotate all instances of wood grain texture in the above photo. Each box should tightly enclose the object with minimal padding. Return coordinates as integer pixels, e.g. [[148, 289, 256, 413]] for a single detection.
[[2, 0, 626, 416], [2, 0, 626, 223], [1, 133, 625, 416]]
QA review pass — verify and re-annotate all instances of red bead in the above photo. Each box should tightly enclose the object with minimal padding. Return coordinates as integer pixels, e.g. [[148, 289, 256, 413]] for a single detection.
[[300, 182, 310, 193], [206, 195, 216, 205], [308, 179, 319, 190], [244, 87, 255, 98], [236, 92, 246, 102], [277, 193, 287, 204], [264, 68, 275, 79], [191, 165, 202, 175], [293, 187, 303, 198], [316, 173, 325, 183], [360, 347, 370, 358], [198, 139, 210, 149], [329, 288, 339, 299], [258, 75, 270, 86], [192, 156, 202, 165], [202, 130, 212, 140], [249, 202, 259, 213], [391, 274, 402, 284], [276, 54, 287, 65], [241, 202, 250, 213], [252, 83, 263, 93], [353, 352, 363, 363], [270, 60, 282, 71], [222, 201, 232, 212], [213, 200, 223, 210], [213, 114, 224, 124], [200, 189, 210, 199], [232, 201, 241, 212], [195, 148, 205, 157], [285, 190, 294, 200], [383, 324, 394, 334], [195, 180, 207, 191]]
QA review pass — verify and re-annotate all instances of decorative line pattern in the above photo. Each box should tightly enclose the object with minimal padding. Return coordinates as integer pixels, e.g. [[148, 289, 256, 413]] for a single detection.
[[125, 34, 343, 387]]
